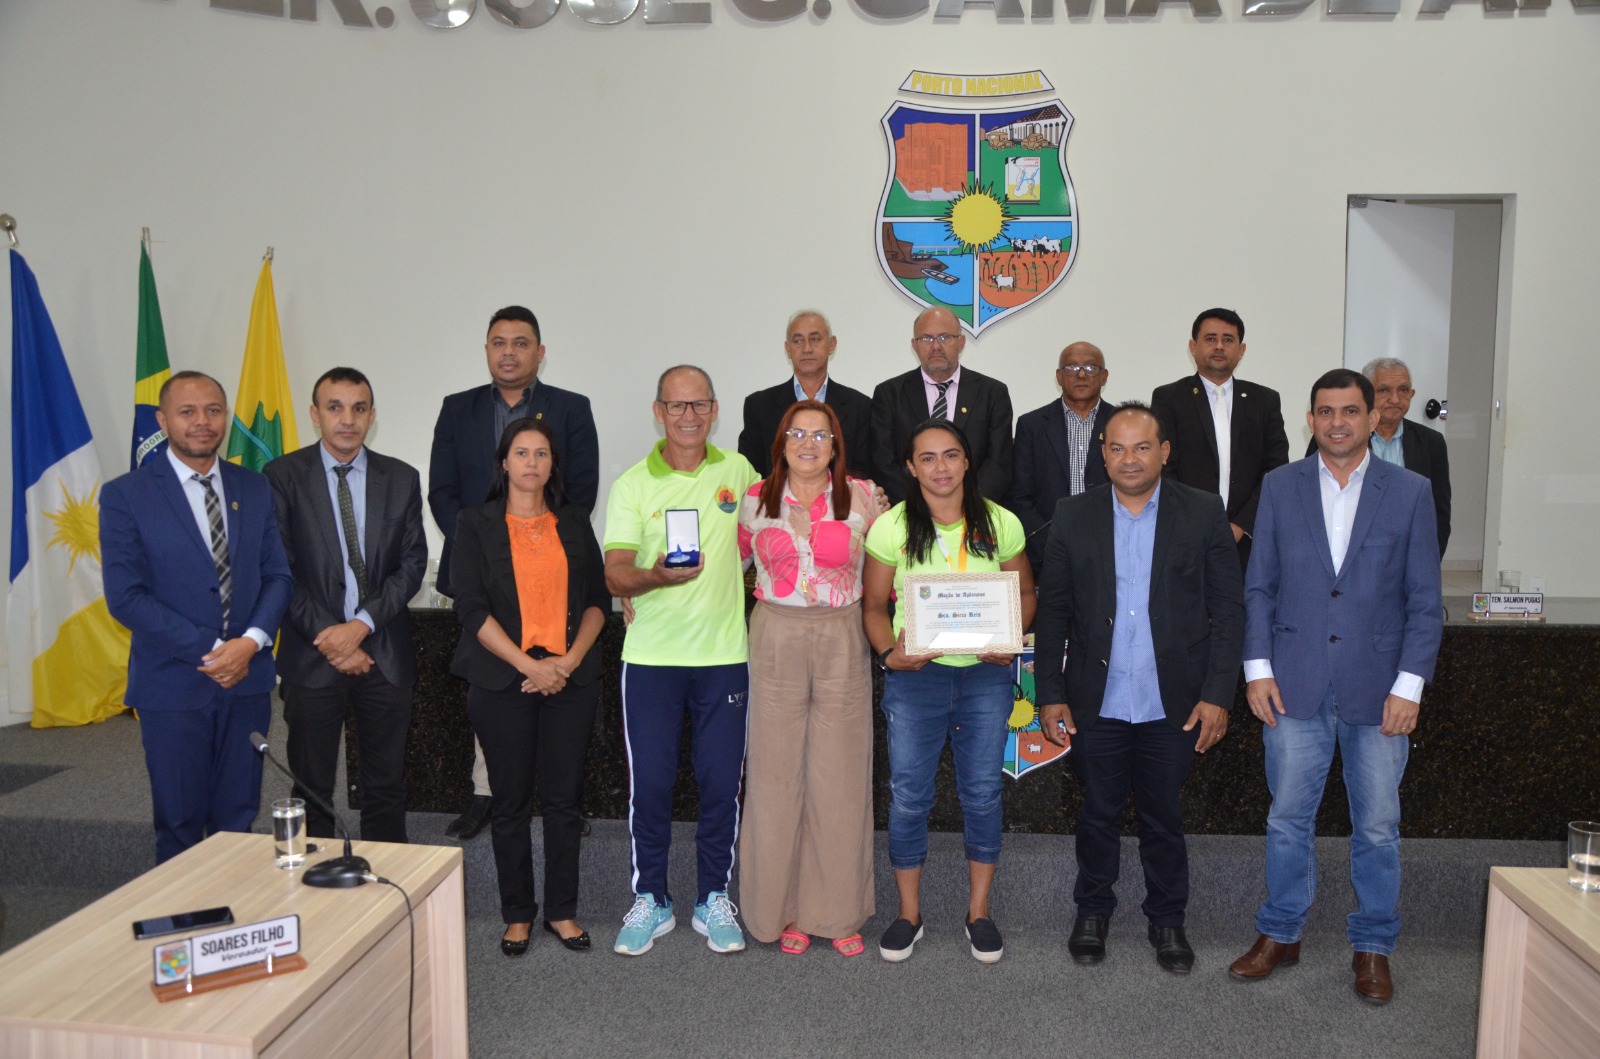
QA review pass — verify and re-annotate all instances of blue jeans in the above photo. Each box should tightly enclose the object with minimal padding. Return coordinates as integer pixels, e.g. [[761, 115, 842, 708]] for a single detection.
[[1256, 685, 1410, 954], [880, 662, 1012, 870]]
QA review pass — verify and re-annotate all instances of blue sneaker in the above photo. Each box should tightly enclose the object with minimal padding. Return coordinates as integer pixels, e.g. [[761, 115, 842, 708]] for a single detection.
[[613, 894, 674, 956], [692, 891, 746, 953]]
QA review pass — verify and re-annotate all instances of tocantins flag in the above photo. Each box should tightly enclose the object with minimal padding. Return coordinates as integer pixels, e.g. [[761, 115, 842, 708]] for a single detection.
[[7, 248, 131, 727]]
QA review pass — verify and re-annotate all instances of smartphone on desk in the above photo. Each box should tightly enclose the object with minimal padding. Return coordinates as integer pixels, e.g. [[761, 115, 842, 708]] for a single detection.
[[132, 905, 234, 940]]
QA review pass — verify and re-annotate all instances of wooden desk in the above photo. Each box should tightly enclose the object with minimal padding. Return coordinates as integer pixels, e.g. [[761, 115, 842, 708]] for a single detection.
[[0, 833, 466, 1058], [1478, 866, 1600, 1057]]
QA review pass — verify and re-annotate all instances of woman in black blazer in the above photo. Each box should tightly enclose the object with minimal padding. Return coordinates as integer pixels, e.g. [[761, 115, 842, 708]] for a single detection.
[[450, 417, 610, 955]]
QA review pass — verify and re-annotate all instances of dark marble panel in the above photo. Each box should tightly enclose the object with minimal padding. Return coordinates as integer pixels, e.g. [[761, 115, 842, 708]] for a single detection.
[[359, 611, 1600, 842]]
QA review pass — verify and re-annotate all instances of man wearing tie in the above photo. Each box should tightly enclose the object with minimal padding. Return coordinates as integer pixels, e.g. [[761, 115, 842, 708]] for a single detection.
[[266, 368, 428, 844], [1151, 308, 1289, 566], [102, 371, 292, 864], [870, 306, 1014, 505]]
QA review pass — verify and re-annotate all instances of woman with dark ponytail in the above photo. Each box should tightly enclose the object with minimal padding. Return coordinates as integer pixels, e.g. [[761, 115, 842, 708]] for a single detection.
[[863, 419, 1035, 965]]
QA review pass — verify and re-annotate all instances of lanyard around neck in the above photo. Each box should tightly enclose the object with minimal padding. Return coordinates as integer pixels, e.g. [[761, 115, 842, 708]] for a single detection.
[[934, 521, 968, 572]]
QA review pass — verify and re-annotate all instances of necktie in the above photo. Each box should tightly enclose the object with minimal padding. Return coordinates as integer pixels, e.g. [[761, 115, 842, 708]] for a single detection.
[[1211, 384, 1232, 509], [193, 474, 232, 631], [932, 381, 951, 421], [333, 464, 370, 601]]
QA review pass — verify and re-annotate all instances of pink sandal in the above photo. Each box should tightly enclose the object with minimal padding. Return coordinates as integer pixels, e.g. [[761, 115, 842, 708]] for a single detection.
[[832, 933, 865, 957], [780, 929, 811, 955]]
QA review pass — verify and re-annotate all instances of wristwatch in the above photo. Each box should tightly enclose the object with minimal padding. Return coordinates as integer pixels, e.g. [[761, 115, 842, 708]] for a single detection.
[[875, 647, 894, 672]]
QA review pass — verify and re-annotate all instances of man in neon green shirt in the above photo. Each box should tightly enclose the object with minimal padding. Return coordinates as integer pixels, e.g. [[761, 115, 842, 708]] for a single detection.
[[603, 365, 759, 957]]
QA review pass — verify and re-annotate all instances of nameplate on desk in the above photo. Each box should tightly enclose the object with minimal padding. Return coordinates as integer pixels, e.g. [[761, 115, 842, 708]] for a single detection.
[[1471, 592, 1545, 618], [153, 914, 301, 986]]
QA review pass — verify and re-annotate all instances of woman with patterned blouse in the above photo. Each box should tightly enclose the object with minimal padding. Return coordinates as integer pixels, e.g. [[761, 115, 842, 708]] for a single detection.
[[737, 399, 881, 958]]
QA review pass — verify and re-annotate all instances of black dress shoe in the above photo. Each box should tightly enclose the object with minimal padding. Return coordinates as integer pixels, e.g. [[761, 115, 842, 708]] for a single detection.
[[580, 818, 592, 838], [447, 795, 491, 840], [1148, 924, 1194, 974], [501, 926, 532, 958], [544, 921, 592, 951], [1068, 916, 1108, 964]]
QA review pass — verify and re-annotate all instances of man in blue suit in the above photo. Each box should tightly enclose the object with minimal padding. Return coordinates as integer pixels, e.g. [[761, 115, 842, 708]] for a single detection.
[[102, 371, 293, 864], [1227, 368, 1443, 1006]]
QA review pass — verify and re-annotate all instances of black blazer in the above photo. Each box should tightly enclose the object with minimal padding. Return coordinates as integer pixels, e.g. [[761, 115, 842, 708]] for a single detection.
[[428, 382, 599, 597], [1302, 418, 1450, 555], [448, 500, 611, 692], [1033, 481, 1244, 733], [1007, 398, 1115, 573], [737, 378, 874, 480], [265, 445, 428, 689], [871, 366, 1015, 504], [1150, 374, 1289, 540]]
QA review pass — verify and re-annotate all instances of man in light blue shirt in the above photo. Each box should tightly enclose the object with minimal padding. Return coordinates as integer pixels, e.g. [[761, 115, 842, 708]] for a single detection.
[[1034, 403, 1244, 974], [266, 368, 427, 843]]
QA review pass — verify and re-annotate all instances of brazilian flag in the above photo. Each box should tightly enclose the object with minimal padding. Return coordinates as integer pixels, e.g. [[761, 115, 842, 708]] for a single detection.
[[130, 240, 171, 469], [226, 256, 298, 472]]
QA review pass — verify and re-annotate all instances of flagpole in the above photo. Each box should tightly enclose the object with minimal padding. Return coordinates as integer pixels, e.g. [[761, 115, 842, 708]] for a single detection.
[[263, 245, 274, 262], [141, 226, 151, 257], [1, 214, 17, 248]]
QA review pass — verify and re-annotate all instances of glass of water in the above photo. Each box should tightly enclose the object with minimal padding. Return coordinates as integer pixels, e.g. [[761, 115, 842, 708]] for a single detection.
[[1568, 821, 1600, 892], [273, 797, 307, 870]]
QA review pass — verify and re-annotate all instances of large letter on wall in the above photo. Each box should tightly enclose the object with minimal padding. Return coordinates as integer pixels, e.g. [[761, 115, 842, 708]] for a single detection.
[[487, 0, 562, 24], [211, 0, 283, 15], [854, 0, 931, 18], [935, 0, 1026, 18], [1127, 0, 1220, 14], [644, 0, 712, 21], [1029, 0, 1096, 18], [730, 0, 807, 18], [288, 0, 378, 22], [411, 0, 479, 26]]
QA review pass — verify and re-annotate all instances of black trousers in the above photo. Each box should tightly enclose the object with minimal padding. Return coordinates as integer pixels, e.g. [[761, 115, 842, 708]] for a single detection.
[[1070, 715, 1195, 927], [282, 671, 412, 844], [467, 678, 599, 924]]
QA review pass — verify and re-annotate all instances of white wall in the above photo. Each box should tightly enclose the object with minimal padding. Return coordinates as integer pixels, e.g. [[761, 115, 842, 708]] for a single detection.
[[3, 0, 1598, 690]]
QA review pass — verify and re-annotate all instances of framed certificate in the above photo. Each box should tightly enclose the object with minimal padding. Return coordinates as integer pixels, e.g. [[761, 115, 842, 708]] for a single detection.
[[901, 571, 1024, 655]]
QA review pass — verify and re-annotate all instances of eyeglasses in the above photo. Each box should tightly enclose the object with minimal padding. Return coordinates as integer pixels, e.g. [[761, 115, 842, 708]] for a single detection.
[[658, 399, 714, 416], [783, 428, 833, 444], [1057, 365, 1104, 378], [913, 333, 961, 347]]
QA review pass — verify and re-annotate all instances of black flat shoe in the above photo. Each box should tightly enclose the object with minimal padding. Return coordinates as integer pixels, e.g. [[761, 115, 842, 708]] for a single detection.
[[501, 925, 532, 957], [448, 795, 491, 840], [544, 921, 592, 951]]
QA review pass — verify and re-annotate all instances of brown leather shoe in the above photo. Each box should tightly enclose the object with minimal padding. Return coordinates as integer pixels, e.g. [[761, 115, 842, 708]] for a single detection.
[[1228, 935, 1301, 980], [1352, 952, 1393, 1005]]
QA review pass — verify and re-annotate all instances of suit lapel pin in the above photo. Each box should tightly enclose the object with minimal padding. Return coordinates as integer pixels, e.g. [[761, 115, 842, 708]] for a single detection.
[[1191, 387, 1199, 395], [231, 501, 239, 511], [960, 406, 967, 415]]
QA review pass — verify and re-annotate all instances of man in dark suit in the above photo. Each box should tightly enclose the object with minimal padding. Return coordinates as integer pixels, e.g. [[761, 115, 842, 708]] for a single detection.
[[1008, 341, 1116, 574], [265, 367, 427, 845], [1151, 308, 1289, 566], [101, 371, 293, 864], [871, 306, 1014, 504], [428, 305, 599, 839], [1301, 358, 1450, 557], [1035, 403, 1244, 975], [737, 309, 873, 479], [1228, 369, 1443, 1006]]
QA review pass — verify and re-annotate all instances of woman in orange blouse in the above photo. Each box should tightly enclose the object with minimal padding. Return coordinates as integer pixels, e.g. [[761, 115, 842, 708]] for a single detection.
[[450, 418, 609, 956], [736, 400, 881, 957]]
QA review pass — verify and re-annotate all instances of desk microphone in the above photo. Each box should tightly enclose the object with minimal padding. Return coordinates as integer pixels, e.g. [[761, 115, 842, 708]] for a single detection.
[[249, 731, 372, 889]]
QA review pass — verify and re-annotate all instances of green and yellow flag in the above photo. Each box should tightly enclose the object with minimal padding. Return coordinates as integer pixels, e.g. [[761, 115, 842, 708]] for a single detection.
[[130, 236, 171, 469], [226, 256, 298, 471]]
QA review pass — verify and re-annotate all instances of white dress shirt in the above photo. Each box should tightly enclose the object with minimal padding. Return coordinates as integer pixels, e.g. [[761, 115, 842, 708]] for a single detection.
[[165, 446, 271, 653]]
